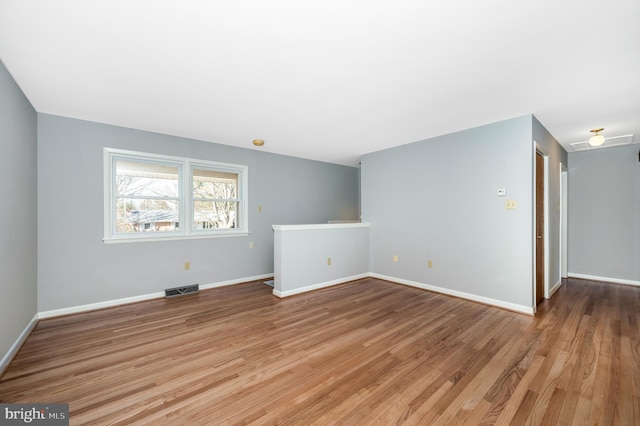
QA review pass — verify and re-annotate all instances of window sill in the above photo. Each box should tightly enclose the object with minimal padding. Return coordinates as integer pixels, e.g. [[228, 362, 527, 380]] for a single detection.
[[103, 231, 250, 244]]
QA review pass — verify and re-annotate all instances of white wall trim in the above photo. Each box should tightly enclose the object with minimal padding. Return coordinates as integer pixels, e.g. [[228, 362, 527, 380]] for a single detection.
[[549, 279, 563, 297], [533, 144, 550, 302], [200, 274, 273, 290], [543, 152, 550, 299], [371, 273, 535, 315], [568, 273, 640, 287], [38, 274, 274, 319], [0, 314, 39, 377], [272, 222, 370, 232], [560, 164, 568, 279], [38, 291, 165, 319], [272, 273, 369, 298]]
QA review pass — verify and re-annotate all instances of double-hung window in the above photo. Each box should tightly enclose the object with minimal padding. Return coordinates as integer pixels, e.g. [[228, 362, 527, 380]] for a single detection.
[[104, 148, 248, 242]]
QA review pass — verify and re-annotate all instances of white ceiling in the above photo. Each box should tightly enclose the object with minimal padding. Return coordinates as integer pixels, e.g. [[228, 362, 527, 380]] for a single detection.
[[1, 0, 639, 166]]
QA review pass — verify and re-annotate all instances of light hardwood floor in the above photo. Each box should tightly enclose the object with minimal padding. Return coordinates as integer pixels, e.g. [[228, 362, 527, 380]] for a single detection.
[[1, 277, 639, 425]]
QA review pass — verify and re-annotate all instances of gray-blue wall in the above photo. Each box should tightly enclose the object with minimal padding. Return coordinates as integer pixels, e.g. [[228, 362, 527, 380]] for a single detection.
[[361, 115, 567, 310], [0, 61, 37, 363], [568, 144, 640, 283], [37, 114, 360, 312]]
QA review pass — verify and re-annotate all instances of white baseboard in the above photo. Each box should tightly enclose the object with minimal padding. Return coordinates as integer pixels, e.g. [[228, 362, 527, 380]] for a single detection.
[[38, 274, 274, 320], [274, 273, 535, 315], [370, 273, 535, 315], [200, 274, 273, 291], [38, 291, 165, 319], [273, 273, 369, 298], [548, 280, 563, 297], [0, 314, 38, 377], [568, 273, 640, 287]]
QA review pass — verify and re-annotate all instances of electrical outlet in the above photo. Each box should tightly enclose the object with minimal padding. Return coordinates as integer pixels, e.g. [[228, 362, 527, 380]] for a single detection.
[[184, 261, 190, 270], [327, 257, 332, 266], [249, 241, 254, 249], [257, 205, 263, 213], [505, 200, 517, 209], [428, 260, 433, 268], [393, 255, 398, 263]]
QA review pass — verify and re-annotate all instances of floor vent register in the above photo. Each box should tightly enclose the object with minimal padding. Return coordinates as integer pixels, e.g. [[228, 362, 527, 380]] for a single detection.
[[165, 284, 199, 298]]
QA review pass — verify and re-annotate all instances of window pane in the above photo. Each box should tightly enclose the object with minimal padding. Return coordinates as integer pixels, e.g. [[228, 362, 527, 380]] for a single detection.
[[193, 201, 238, 229], [116, 160, 179, 197], [106, 148, 248, 240], [116, 198, 180, 233], [193, 168, 238, 199]]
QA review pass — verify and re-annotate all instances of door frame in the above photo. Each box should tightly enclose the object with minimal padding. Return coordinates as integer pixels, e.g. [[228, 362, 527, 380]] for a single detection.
[[560, 163, 568, 279], [533, 144, 549, 312]]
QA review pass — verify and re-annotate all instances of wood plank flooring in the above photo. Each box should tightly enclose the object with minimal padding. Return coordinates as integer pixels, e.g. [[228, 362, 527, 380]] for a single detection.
[[1, 277, 639, 425]]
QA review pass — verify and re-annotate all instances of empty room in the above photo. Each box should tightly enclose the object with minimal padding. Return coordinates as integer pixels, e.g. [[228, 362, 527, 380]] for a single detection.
[[1, 1, 639, 424]]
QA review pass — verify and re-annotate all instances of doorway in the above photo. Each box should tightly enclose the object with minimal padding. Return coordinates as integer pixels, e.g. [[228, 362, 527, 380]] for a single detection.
[[535, 152, 545, 305], [560, 165, 568, 279]]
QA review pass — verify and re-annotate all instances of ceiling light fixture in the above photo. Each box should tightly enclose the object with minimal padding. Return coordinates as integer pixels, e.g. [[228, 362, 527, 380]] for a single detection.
[[252, 139, 264, 147], [589, 128, 605, 146]]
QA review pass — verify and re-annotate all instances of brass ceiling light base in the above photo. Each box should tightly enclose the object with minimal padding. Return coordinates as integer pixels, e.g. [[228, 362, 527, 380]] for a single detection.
[[589, 128, 605, 147], [252, 139, 264, 147]]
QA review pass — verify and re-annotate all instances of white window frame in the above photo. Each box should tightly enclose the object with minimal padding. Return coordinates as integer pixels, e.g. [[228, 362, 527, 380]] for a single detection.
[[104, 148, 248, 243]]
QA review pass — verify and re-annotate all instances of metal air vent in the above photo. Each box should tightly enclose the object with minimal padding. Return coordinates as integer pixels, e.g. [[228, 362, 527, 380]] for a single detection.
[[165, 284, 199, 298]]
